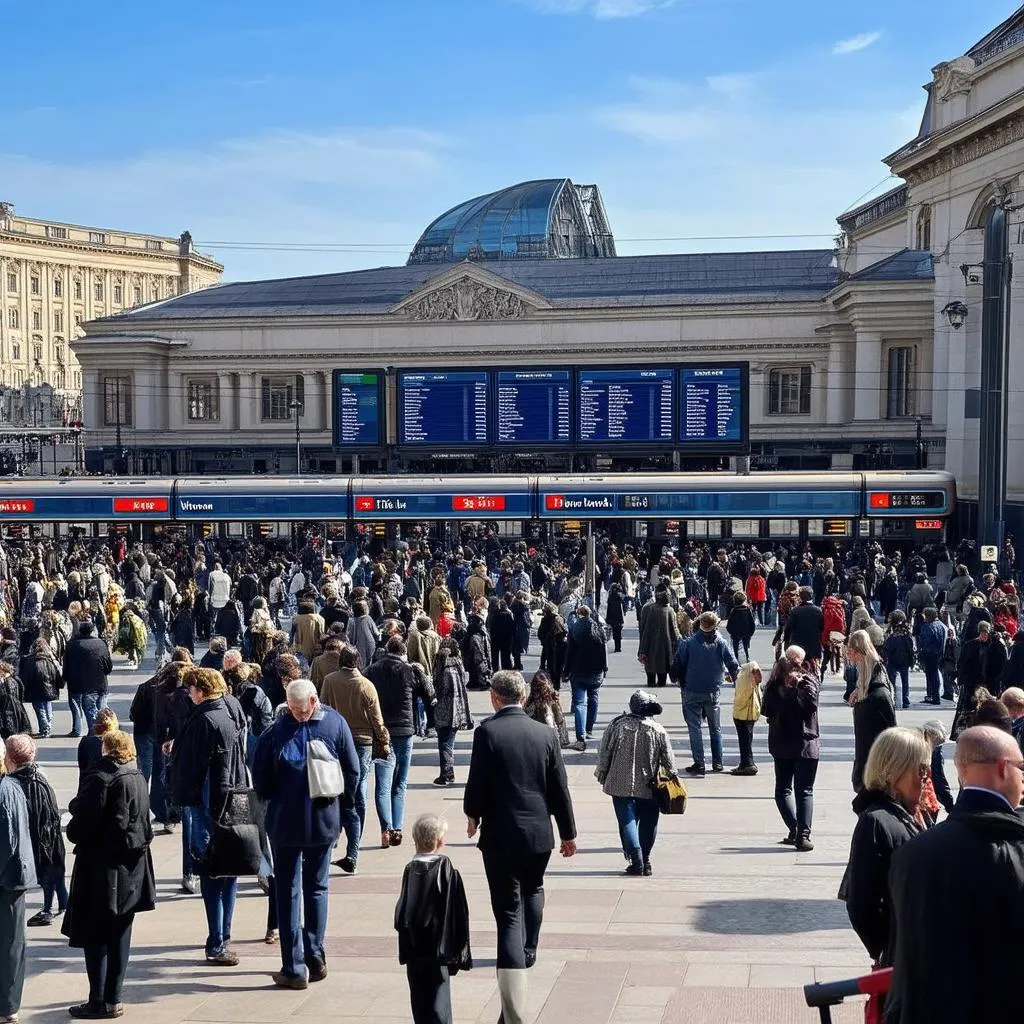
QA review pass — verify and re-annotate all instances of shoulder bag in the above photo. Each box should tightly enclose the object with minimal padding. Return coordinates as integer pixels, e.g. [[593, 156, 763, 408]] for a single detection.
[[654, 770, 687, 815], [307, 737, 344, 799], [197, 783, 262, 878]]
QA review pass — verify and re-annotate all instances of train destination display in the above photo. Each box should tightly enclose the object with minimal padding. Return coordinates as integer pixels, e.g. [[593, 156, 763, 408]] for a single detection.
[[577, 368, 674, 444], [332, 371, 383, 447], [352, 487, 532, 519], [399, 370, 490, 446], [496, 370, 572, 445], [680, 366, 745, 445]]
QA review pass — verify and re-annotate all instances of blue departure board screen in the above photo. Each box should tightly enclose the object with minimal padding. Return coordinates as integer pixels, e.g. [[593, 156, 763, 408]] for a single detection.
[[332, 371, 383, 447], [577, 368, 674, 444], [399, 370, 490, 446], [679, 365, 745, 445], [496, 370, 572, 445]]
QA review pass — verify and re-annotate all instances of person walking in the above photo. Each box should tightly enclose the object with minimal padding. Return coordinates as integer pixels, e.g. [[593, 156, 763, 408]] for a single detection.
[[671, 612, 739, 778], [882, 611, 916, 710], [0, 737, 35, 1024], [637, 587, 680, 688], [252, 679, 359, 990], [19, 638, 62, 739], [345, 600, 381, 671], [783, 587, 824, 672], [319, 646, 390, 875], [730, 661, 762, 776], [726, 593, 756, 664], [431, 639, 473, 788], [760, 658, 821, 851], [463, 670, 576, 1024], [847, 630, 897, 792], [62, 620, 112, 737], [594, 690, 677, 876], [604, 584, 625, 654], [564, 605, 608, 752], [62, 730, 156, 1019], [536, 605, 567, 691]]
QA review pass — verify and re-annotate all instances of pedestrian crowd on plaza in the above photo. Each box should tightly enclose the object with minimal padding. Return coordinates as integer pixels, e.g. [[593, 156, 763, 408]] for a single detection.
[[0, 529, 1020, 1022]]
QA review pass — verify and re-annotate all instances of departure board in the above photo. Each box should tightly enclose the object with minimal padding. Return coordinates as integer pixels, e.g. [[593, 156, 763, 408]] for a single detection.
[[332, 370, 383, 446], [496, 369, 572, 445], [398, 370, 490, 446], [577, 368, 674, 444], [679, 365, 745, 445]]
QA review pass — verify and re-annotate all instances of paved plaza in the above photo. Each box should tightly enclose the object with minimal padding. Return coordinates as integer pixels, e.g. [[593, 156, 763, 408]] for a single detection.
[[19, 623, 950, 1023]]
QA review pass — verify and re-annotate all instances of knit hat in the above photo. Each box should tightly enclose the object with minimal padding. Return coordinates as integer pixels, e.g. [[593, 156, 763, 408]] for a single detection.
[[629, 690, 663, 718]]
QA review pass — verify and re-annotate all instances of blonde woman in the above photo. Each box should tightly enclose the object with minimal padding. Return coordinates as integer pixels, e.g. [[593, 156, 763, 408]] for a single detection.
[[848, 630, 897, 792], [730, 662, 762, 776], [843, 726, 929, 967]]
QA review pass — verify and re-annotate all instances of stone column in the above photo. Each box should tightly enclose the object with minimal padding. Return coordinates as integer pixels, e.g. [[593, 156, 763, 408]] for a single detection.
[[853, 331, 882, 421], [825, 337, 849, 425]]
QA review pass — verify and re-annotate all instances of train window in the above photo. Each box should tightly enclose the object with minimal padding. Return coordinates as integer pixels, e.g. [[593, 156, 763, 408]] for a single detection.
[[731, 520, 758, 537], [689, 520, 712, 538], [807, 519, 824, 536], [768, 519, 800, 536]]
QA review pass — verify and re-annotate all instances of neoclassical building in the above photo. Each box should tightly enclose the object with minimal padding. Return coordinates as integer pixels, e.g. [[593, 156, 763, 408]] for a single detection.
[[73, 9, 1024, 534]]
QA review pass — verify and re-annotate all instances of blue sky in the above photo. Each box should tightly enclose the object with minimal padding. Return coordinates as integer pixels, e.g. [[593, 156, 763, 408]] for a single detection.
[[1, 0, 1018, 279]]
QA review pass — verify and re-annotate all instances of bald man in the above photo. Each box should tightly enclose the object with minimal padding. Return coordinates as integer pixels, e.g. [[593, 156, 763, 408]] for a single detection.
[[885, 727, 1024, 1024]]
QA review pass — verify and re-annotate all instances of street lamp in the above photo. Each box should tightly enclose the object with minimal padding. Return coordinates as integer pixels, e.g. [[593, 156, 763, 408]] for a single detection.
[[289, 398, 302, 474], [941, 300, 968, 330]]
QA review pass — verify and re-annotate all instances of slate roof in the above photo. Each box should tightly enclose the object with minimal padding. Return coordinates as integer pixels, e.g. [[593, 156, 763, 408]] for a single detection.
[[94, 249, 839, 323], [846, 248, 934, 283]]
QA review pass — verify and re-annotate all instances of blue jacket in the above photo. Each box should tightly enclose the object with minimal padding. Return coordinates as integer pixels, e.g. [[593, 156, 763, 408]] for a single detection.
[[917, 621, 946, 658], [0, 775, 36, 892], [672, 631, 739, 694], [251, 704, 359, 848]]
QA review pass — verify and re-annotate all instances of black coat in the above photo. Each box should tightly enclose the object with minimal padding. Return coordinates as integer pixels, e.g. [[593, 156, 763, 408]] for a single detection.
[[0, 674, 29, 739], [783, 602, 824, 660], [169, 609, 196, 655], [844, 790, 921, 965], [170, 695, 247, 815], [487, 607, 516, 656], [851, 666, 897, 791], [463, 705, 576, 857], [62, 757, 156, 947], [367, 654, 435, 739], [604, 591, 625, 627], [461, 617, 492, 691], [62, 630, 112, 696], [395, 853, 472, 972], [760, 672, 820, 761], [564, 618, 608, 679], [886, 789, 1024, 1023], [19, 651, 62, 703], [10, 762, 65, 881], [726, 605, 756, 643]]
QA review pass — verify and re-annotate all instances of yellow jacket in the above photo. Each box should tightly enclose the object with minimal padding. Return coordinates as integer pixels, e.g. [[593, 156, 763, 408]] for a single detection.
[[732, 667, 762, 721]]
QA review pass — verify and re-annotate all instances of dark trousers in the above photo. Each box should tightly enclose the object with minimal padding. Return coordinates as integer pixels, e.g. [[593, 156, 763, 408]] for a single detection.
[[0, 888, 26, 1016], [919, 652, 941, 701], [611, 624, 622, 652], [406, 962, 453, 1024], [437, 726, 457, 780], [731, 637, 750, 663], [83, 916, 134, 1006], [482, 850, 551, 969], [773, 757, 818, 837], [273, 843, 332, 979], [645, 671, 668, 689], [733, 719, 755, 767]]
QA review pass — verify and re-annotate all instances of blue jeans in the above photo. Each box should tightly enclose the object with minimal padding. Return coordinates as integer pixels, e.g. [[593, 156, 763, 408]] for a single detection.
[[272, 843, 332, 979], [611, 795, 660, 867], [32, 701, 52, 736], [919, 652, 941, 702], [190, 805, 237, 955], [43, 876, 68, 914], [68, 695, 86, 736], [682, 689, 723, 769], [570, 676, 602, 741], [341, 745, 373, 861], [81, 692, 108, 732], [135, 734, 168, 824], [388, 735, 414, 831], [891, 665, 910, 706], [180, 805, 196, 878]]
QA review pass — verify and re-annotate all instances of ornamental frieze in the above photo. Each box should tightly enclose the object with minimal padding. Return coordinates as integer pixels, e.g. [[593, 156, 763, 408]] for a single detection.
[[901, 113, 1024, 185], [406, 276, 528, 321]]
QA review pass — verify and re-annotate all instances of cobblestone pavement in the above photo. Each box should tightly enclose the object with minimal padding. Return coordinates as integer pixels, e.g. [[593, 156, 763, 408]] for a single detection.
[[22, 623, 951, 1023]]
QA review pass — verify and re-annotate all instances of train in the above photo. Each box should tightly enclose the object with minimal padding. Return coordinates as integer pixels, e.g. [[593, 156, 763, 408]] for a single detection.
[[0, 471, 957, 544]]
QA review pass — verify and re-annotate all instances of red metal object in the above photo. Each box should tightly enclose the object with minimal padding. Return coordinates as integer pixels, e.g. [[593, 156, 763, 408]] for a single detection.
[[803, 967, 893, 1023]]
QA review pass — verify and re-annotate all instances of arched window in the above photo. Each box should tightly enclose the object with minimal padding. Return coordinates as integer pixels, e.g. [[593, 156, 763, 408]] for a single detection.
[[915, 206, 932, 250]]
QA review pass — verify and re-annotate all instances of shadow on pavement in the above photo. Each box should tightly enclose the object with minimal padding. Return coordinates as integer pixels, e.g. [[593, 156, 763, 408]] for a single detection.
[[692, 897, 849, 935]]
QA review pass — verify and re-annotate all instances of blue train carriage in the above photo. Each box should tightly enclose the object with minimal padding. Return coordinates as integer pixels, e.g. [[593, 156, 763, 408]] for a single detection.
[[860, 470, 956, 543]]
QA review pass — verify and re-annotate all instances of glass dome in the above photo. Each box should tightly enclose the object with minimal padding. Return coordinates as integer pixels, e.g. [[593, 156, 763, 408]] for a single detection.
[[408, 178, 616, 265]]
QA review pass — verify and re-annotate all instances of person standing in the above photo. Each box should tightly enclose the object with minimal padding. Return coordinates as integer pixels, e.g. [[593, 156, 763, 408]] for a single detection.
[[252, 679, 359, 990], [886, 726, 1024, 1023], [207, 562, 232, 618], [431, 639, 473, 788], [63, 730, 156, 1019], [916, 607, 947, 706], [671, 612, 739, 778], [19, 638, 62, 739], [0, 737, 35, 1024], [847, 630, 897, 792], [637, 587, 680, 688], [63, 620, 112, 737], [783, 587, 824, 672], [463, 670, 576, 1024], [564, 605, 608, 752], [604, 584, 625, 654], [730, 661, 762, 776]]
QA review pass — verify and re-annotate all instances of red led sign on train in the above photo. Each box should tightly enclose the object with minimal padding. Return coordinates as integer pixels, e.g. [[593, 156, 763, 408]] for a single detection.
[[0, 499, 35, 514], [113, 497, 169, 514]]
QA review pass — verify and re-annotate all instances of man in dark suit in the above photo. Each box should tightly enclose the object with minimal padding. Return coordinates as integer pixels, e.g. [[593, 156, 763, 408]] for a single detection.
[[783, 586, 824, 668], [885, 726, 1024, 1023], [464, 669, 577, 1024]]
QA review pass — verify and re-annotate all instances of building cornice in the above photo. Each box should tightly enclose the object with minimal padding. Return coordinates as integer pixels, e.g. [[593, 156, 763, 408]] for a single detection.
[[0, 231, 223, 271]]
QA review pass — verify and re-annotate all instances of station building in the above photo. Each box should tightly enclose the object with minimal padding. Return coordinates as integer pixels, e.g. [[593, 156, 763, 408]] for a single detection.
[[72, 8, 1024, 536]]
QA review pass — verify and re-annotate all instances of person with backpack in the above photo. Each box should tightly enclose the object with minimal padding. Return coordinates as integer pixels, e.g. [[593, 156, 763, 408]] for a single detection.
[[564, 605, 609, 752], [19, 638, 62, 739], [5, 735, 66, 927]]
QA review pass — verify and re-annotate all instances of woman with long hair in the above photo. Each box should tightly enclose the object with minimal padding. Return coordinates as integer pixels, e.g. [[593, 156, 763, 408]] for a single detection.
[[524, 670, 569, 747], [882, 610, 915, 710], [848, 630, 897, 792]]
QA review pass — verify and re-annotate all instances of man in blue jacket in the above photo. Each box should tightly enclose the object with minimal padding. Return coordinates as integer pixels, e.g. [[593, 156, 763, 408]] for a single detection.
[[671, 612, 739, 777], [252, 679, 359, 990], [916, 606, 947, 705]]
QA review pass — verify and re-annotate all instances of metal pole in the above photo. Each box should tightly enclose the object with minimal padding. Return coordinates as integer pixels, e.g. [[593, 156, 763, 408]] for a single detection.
[[115, 380, 122, 475], [915, 416, 924, 470], [585, 520, 596, 604], [295, 406, 301, 474]]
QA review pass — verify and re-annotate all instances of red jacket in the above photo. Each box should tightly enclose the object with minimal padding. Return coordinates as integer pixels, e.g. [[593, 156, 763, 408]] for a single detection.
[[821, 596, 846, 644], [745, 573, 767, 603]]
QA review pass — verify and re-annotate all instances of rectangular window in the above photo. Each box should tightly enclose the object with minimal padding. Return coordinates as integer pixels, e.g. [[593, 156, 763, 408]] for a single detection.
[[94, 281, 104, 301], [47, 225, 68, 239], [53, 311, 62, 332], [767, 366, 812, 415], [113, 284, 122, 304], [103, 375, 133, 426], [74, 314, 82, 328], [7, 309, 17, 329], [6, 273, 16, 292], [54, 343, 64, 363], [31, 310, 41, 330], [145, 239, 162, 251], [73, 279, 82, 300], [132, 286, 142, 305], [32, 343, 42, 362], [260, 377, 295, 421], [89, 232, 106, 244], [151, 282, 160, 300], [53, 277, 62, 297], [187, 379, 219, 421], [74, 371, 81, 388], [11, 343, 20, 361], [887, 346, 916, 419], [30, 276, 39, 295]]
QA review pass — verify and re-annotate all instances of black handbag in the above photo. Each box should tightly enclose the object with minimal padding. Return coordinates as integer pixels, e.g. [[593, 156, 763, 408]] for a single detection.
[[196, 787, 262, 879]]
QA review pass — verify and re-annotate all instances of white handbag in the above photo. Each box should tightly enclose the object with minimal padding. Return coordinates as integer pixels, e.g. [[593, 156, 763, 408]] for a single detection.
[[306, 738, 344, 799]]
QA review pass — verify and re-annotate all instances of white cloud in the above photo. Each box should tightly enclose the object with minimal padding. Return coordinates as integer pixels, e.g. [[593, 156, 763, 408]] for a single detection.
[[833, 31, 882, 55], [518, 0, 678, 18]]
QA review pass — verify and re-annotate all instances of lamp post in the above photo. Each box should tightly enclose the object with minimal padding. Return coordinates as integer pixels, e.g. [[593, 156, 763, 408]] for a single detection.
[[915, 416, 925, 470], [289, 398, 302, 474]]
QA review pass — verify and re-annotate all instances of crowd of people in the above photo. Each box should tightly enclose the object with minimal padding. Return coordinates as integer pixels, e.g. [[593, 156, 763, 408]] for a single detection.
[[0, 528, 1020, 1022]]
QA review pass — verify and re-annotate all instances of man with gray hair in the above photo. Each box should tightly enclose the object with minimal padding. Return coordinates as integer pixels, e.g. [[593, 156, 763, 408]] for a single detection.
[[464, 670, 576, 1024], [885, 726, 1024, 1022]]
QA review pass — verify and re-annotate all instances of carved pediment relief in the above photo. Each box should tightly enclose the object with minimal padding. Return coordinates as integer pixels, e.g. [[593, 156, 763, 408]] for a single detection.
[[932, 56, 974, 101], [402, 274, 531, 321]]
